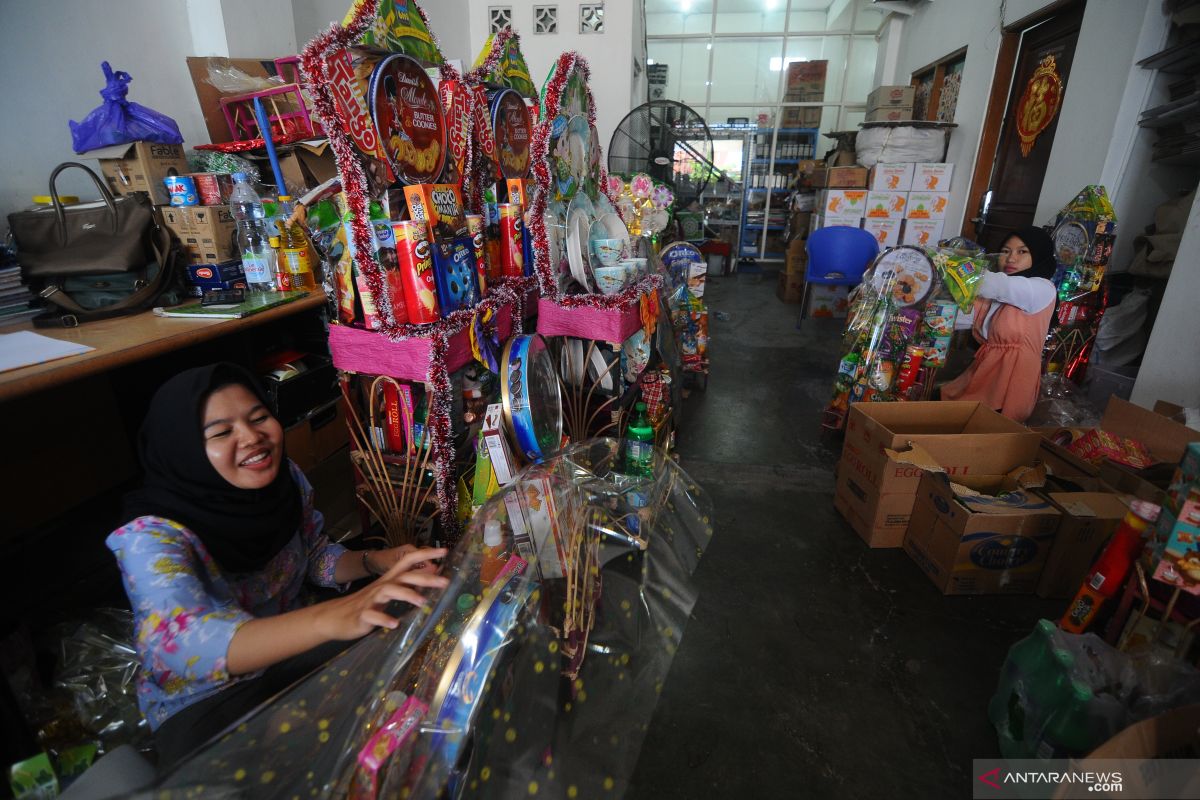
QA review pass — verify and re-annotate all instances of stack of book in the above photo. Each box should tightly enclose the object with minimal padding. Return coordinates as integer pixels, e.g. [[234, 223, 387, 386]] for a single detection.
[[0, 266, 37, 325]]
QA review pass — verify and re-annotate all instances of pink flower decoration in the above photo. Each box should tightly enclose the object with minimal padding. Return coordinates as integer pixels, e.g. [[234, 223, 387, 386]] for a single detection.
[[630, 173, 653, 199]]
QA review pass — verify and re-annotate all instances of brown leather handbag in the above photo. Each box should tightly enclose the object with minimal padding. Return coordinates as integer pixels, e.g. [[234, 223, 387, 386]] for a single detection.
[[7, 162, 181, 327]]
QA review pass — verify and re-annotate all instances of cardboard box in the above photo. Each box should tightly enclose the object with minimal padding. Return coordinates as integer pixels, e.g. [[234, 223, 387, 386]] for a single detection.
[[913, 162, 953, 192], [867, 163, 915, 192], [1079, 703, 1200, 762], [837, 404, 1043, 549], [844, 402, 1042, 490], [787, 210, 813, 244], [864, 191, 907, 219], [776, 271, 805, 304], [903, 471, 1060, 595], [1036, 492, 1130, 599], [866, 85, 915, 110], [162, 206, 238, 264], [89, 142, 189, 206], [862, 218, 901, 247], [795, 159, 826, 189], [899, 219, 944, 247], [824, 166, 869, 189], [812, 214, 863, 233], [819, 189, 868, 216], [805, 284, 847, 318], [482, 403, 518, 485], [785, 237, 807, 274], [1036, 436, 1101, 480], [780, 107, 824, 129], [905, 191, 950, 220], [784, 60, 828, 98], [253, 140, 338, 196], [864, 106, 914, 123]]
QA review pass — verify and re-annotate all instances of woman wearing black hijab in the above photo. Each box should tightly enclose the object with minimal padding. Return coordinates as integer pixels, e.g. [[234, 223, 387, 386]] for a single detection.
[[108, 363, 447, 767], [941, 226, 1058, 422]]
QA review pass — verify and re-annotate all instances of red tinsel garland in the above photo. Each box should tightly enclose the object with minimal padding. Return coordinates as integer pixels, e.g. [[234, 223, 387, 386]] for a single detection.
[[463, 27, 516, 86], [300, 0, 511, 537], [528, 53, 646, 310]]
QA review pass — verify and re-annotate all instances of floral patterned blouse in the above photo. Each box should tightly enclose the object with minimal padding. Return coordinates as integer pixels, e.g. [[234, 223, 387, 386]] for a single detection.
[[106, 462, 347, 730]]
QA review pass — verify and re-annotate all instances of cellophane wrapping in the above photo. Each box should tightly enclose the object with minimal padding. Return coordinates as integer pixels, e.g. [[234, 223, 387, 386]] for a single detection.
[[152, 438, 713, 798], [822, 244, 992, 429]]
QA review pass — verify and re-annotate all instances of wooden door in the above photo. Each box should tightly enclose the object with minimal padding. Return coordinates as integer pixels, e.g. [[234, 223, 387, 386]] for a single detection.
[[966, 3, 1084, 250]]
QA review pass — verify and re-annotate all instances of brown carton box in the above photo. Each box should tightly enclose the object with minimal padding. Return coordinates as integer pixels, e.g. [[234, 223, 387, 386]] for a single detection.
[[785, 236, 807, 274], [785, 60, 828, 97], [866, 85, 915, 110], [1036, 491, 1129, 599], [824, 166, 869, 189], [253, 140, 338, 196], [836, 402, 1043, 547], [903, 470, 1060, 595], [162, 206, 238, 264], [864, 106, 914, 123], [89, 142, 189, 205], [776, 271, 804, 304]]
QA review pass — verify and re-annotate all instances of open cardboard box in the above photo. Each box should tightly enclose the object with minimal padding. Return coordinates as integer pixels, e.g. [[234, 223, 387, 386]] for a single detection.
[[1036, 491, 1130, 599], [1034, 397, 1200, 506], [186, 56, 290, 144], [836, 402, 1041, 547], [903, 465, 1060, 595]]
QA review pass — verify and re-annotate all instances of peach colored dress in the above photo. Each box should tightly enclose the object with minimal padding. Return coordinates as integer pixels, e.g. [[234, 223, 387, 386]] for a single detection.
[[941, 296, 1055, 423]]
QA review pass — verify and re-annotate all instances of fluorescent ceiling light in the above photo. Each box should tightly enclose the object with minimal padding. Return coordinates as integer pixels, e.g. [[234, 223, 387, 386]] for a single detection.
[[681, 0, 691, 10], [769, 56, 808, 71], [647, 58, 656, 64]]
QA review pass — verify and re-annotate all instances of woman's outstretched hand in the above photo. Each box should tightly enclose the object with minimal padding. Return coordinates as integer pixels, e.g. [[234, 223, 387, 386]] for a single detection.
[[317, 547, 449, 640]]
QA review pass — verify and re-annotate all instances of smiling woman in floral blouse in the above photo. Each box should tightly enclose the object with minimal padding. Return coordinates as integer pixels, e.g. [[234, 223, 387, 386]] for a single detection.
[[107, 363, 447, 769]]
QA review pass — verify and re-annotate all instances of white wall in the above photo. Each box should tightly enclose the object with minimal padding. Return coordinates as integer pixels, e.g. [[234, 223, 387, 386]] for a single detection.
[[0, 0, 212, 222], [467, 0, 636, 154], [1032, 0, 1148, 224], [1132, 190, 1200, 408], [887, 0, 1159, 239]]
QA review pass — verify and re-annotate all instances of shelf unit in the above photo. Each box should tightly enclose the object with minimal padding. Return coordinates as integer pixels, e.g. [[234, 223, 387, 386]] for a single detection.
[[739, 126, 818, 260]]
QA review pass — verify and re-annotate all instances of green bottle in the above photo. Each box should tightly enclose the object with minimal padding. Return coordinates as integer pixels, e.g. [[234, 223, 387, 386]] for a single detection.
[[623, 402, 655, 477], [1036, 680, 1095, 759]]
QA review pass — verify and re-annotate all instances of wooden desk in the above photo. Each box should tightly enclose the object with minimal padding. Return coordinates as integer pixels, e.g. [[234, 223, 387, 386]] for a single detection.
[[0, 292, 325, 403]]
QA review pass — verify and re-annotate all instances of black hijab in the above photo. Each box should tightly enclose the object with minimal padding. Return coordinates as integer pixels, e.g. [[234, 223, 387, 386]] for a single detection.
[[123, 363, 301, 574], [1003, 225, 1057, 281]]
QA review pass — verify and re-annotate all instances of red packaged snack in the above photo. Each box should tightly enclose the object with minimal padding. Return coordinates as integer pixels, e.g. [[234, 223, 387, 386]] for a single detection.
[[392, 220, 441, 323], [498, 203, 524, 278]]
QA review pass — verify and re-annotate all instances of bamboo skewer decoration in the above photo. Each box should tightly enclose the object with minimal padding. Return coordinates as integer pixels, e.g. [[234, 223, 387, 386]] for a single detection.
[[340, 374, 436, 548], [556, 337, 623, 442]]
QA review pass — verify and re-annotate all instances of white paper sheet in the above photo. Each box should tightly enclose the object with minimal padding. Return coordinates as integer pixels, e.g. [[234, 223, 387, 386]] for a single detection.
[[0, 331, 94, 373]]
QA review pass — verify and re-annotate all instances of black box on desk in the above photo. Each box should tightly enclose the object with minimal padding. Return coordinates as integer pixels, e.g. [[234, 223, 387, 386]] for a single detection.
[[261, 353, 338, 428]]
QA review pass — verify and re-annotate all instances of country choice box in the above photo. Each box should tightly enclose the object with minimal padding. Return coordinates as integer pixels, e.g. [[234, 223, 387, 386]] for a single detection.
[[835, 402, 1041, 548], [903, 469, 1060, 595]]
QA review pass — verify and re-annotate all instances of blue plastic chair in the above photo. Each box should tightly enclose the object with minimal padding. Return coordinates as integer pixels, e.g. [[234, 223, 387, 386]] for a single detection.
[[799, 225, 880, 323]]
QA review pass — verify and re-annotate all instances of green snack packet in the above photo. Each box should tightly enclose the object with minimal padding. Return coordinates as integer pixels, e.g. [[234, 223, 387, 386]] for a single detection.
[[10, 752, 57, 799]]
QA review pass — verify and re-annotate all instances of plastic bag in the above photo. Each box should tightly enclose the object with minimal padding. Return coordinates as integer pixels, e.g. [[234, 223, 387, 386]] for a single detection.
[[69, 62, 184, 154], [204, 58, 283, 94], [931, 248, 991, 311], [854, 126, 947, 167], [1094, 288, 1150, 368]]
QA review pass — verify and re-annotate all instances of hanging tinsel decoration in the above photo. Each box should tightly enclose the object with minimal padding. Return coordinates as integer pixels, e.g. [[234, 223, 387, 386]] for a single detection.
[[527, 52, 651, 310], [300, 1, 526, 536]]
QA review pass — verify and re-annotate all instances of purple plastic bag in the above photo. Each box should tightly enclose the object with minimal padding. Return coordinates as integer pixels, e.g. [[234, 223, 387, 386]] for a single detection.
[[69, 62, 184, 154]]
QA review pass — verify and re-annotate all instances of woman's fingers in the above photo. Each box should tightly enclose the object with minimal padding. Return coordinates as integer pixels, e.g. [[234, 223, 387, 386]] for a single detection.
[[369, 582, 428, 609], [382, 547, 448, 580], [393, 572, 450, 589], [359, 609, 400, 630]]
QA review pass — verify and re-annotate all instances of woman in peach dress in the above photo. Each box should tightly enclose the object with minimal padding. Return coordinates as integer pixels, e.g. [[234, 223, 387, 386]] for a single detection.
[[940, 226, 1057, 422]]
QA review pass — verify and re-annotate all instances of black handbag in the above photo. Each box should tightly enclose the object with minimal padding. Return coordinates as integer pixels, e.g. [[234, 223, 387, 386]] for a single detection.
[[7, 162, 182, 327]]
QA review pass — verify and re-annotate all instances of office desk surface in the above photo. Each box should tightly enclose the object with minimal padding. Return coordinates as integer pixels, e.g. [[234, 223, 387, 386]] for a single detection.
[[0, 292, 325, 403]]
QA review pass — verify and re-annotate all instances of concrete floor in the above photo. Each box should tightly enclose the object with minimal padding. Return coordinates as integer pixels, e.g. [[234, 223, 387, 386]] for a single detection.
[[627, 274, 1061, 799]]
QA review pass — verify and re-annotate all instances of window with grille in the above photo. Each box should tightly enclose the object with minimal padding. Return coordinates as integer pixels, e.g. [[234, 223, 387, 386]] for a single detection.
[[534, 5, 558, 34], [579, 4, 604, 34], [488, 6, 512, 33]]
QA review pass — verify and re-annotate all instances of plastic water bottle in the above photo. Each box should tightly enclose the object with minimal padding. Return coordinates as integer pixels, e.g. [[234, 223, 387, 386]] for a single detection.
[[228, 173, 276, 293], [623, 402, 655, 477]]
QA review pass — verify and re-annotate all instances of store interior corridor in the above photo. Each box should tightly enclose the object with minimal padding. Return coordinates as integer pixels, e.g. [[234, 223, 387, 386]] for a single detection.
[[626, 274, 1061, 798]]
